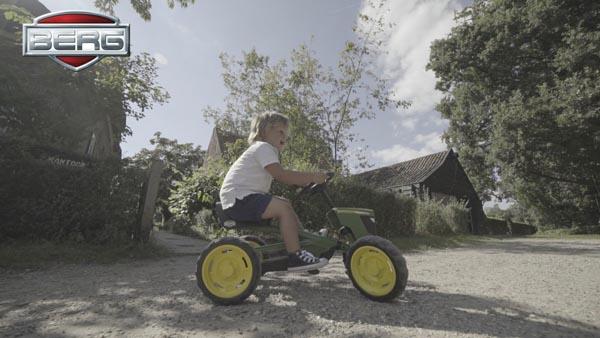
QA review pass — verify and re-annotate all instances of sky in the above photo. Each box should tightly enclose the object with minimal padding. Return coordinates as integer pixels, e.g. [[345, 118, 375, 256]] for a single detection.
[[40, 0, 470, 171]]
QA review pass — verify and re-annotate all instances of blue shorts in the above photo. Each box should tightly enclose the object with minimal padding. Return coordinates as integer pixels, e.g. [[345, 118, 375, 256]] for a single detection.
[[223, 193, 273, 223]]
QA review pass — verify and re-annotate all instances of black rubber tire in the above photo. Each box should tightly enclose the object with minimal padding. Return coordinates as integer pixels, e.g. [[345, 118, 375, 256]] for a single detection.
[[196, 237, 261, 305], [346, 235, 408, 302]]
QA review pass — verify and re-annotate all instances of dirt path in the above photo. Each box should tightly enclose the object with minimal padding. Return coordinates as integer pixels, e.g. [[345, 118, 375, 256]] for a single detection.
[[1, 236, 599, 337]]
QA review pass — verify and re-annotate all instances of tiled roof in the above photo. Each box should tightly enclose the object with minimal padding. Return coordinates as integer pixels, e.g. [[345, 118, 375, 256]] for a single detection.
[[356, 150, 452, 188]]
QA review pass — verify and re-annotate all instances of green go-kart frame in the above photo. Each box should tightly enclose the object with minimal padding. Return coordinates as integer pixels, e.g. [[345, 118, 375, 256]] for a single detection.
[[196, 173, 409, 305]]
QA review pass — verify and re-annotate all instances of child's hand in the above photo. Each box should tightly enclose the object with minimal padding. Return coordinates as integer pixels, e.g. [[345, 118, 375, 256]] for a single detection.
[[313, 172, 328, 184]]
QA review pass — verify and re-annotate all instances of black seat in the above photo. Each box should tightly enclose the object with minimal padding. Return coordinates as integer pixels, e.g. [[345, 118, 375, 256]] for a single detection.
[[213, 202, 271, 228]]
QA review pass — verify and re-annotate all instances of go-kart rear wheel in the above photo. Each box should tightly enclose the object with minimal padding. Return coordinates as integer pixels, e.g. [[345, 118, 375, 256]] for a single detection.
[[346, 235, 408, 302], [196, 237, 261, 305]]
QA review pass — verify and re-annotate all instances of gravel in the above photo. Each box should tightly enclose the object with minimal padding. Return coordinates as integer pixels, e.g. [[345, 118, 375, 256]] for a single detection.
[[1, 237, 599, 337]]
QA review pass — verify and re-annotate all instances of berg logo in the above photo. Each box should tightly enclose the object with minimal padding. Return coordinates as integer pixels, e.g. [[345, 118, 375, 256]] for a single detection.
[[22, 11, 130, 71]]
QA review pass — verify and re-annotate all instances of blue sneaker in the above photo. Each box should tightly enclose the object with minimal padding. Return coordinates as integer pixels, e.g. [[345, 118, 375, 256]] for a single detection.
[[287, 249, 328, 272]]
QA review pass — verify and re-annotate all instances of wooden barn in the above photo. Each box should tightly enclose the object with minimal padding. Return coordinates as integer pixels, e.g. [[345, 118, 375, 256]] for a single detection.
[[356, 150, 485, 233]]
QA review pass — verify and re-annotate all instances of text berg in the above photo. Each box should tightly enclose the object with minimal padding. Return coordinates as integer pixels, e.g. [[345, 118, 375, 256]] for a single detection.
[[30, 29, 124, 51], [24, 27, 128, 56]]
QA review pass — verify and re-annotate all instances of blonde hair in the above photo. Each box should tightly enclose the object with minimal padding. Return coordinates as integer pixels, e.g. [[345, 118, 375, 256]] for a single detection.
[[248, 111, 289, 144]]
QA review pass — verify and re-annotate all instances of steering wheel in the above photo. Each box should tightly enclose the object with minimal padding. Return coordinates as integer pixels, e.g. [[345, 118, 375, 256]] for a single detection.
[[297, 172, 335, 197]]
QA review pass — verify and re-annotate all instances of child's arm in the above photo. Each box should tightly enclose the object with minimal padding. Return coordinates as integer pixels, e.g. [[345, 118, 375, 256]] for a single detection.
[[265, 163, 327, 186]]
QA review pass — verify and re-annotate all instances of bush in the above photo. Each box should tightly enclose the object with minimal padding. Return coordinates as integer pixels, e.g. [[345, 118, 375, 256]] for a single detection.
[[415, 199, 471, 235], [0, 141, 145, 244], [416, 200, 452, 235], [442, 201, 471, 234], [570, 224, 600, 235], [167, 160, 226, 234], [168, 164, 418, 238], [286, 176, 417, 237]]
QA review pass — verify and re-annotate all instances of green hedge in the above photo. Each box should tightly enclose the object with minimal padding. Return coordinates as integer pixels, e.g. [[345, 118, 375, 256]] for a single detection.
[[274, 176, 416, 237], [171, 167, 418, 238], [416, 199, 471, 235], [0, 142, 145, 243]]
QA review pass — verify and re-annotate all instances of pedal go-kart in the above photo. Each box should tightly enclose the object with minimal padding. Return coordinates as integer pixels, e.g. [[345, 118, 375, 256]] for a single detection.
[[196, 173, 408, 305]]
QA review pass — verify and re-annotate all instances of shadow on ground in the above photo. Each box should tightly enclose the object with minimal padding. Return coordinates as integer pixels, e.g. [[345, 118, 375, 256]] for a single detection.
[[1, 253, 598, 337]]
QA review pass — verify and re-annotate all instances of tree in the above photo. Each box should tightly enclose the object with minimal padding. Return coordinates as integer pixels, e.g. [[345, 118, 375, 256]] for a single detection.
[[130, 132, 204, 223], [0, 5, 169, 150], [203, 0, 408, 172], [94, 0, 196, 21], [428, 0, 600, 227]]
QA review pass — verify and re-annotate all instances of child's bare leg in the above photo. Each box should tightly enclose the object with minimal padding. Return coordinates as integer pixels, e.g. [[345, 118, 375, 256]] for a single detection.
[[261, 197, 301, 253]]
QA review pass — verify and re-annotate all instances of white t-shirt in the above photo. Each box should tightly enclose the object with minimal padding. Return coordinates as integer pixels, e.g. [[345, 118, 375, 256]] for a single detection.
[[219, 141, 279, 209]]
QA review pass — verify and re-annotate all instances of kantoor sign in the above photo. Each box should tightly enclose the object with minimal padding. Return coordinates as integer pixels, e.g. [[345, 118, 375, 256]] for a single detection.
[[23, 11, 130, 71]]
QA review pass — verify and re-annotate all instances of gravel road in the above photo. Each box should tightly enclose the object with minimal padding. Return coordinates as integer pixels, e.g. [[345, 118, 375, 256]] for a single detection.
[[1, 237, 599, 338]]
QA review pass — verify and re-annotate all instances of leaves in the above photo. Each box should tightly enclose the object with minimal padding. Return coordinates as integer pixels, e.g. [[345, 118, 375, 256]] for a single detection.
[[428, 0, 600, 227], [203, 0, 408, 173], [94, 0, 196, 21], [129, 132, 204, 221]]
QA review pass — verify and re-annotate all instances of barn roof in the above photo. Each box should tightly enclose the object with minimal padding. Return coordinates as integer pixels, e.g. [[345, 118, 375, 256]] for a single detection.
[[356, 150, 453, 188]]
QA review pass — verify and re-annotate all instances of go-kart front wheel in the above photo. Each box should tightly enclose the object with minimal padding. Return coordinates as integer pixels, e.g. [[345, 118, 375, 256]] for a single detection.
[[346, 235, 408, 302], [196, 237, 261, 305]]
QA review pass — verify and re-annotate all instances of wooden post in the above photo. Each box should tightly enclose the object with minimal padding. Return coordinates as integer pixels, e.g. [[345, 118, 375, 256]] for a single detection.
[[138, 160, 164, 242]]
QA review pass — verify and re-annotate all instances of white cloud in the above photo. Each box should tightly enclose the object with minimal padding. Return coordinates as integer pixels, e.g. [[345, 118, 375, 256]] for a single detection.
[[372, 131, 446, 165], [359, 0, 467, 119], [154, 52, 169, 66], [401, 117, 418, 130]]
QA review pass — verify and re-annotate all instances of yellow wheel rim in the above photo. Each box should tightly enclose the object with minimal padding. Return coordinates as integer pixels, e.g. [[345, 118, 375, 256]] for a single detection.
[[201, 244, 254, 299], [350, 245, 396, 297]]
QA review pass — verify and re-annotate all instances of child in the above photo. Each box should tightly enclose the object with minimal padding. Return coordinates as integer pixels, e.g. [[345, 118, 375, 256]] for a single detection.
[[220, 111, 328, 272]]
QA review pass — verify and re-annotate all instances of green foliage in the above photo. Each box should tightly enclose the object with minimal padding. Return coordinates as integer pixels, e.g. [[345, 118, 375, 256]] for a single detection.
[[169, 160, 226, 219], [203, 0, 408, 172], [416, 200, 452, 235], [129, 132, 204, 223], [275, 176, 417, 238], [169, 163, 417, 239], [416, 200, 471, 235], [443, 201, 471, 234], [428, 0, 600, 227], [1, 5, 169, 150], [0, 142, 145, 244], [222, 138, 248, 166], [94, 54, 171, 136], [0, 4, 32, 25], [94, 0, 196, 21]]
